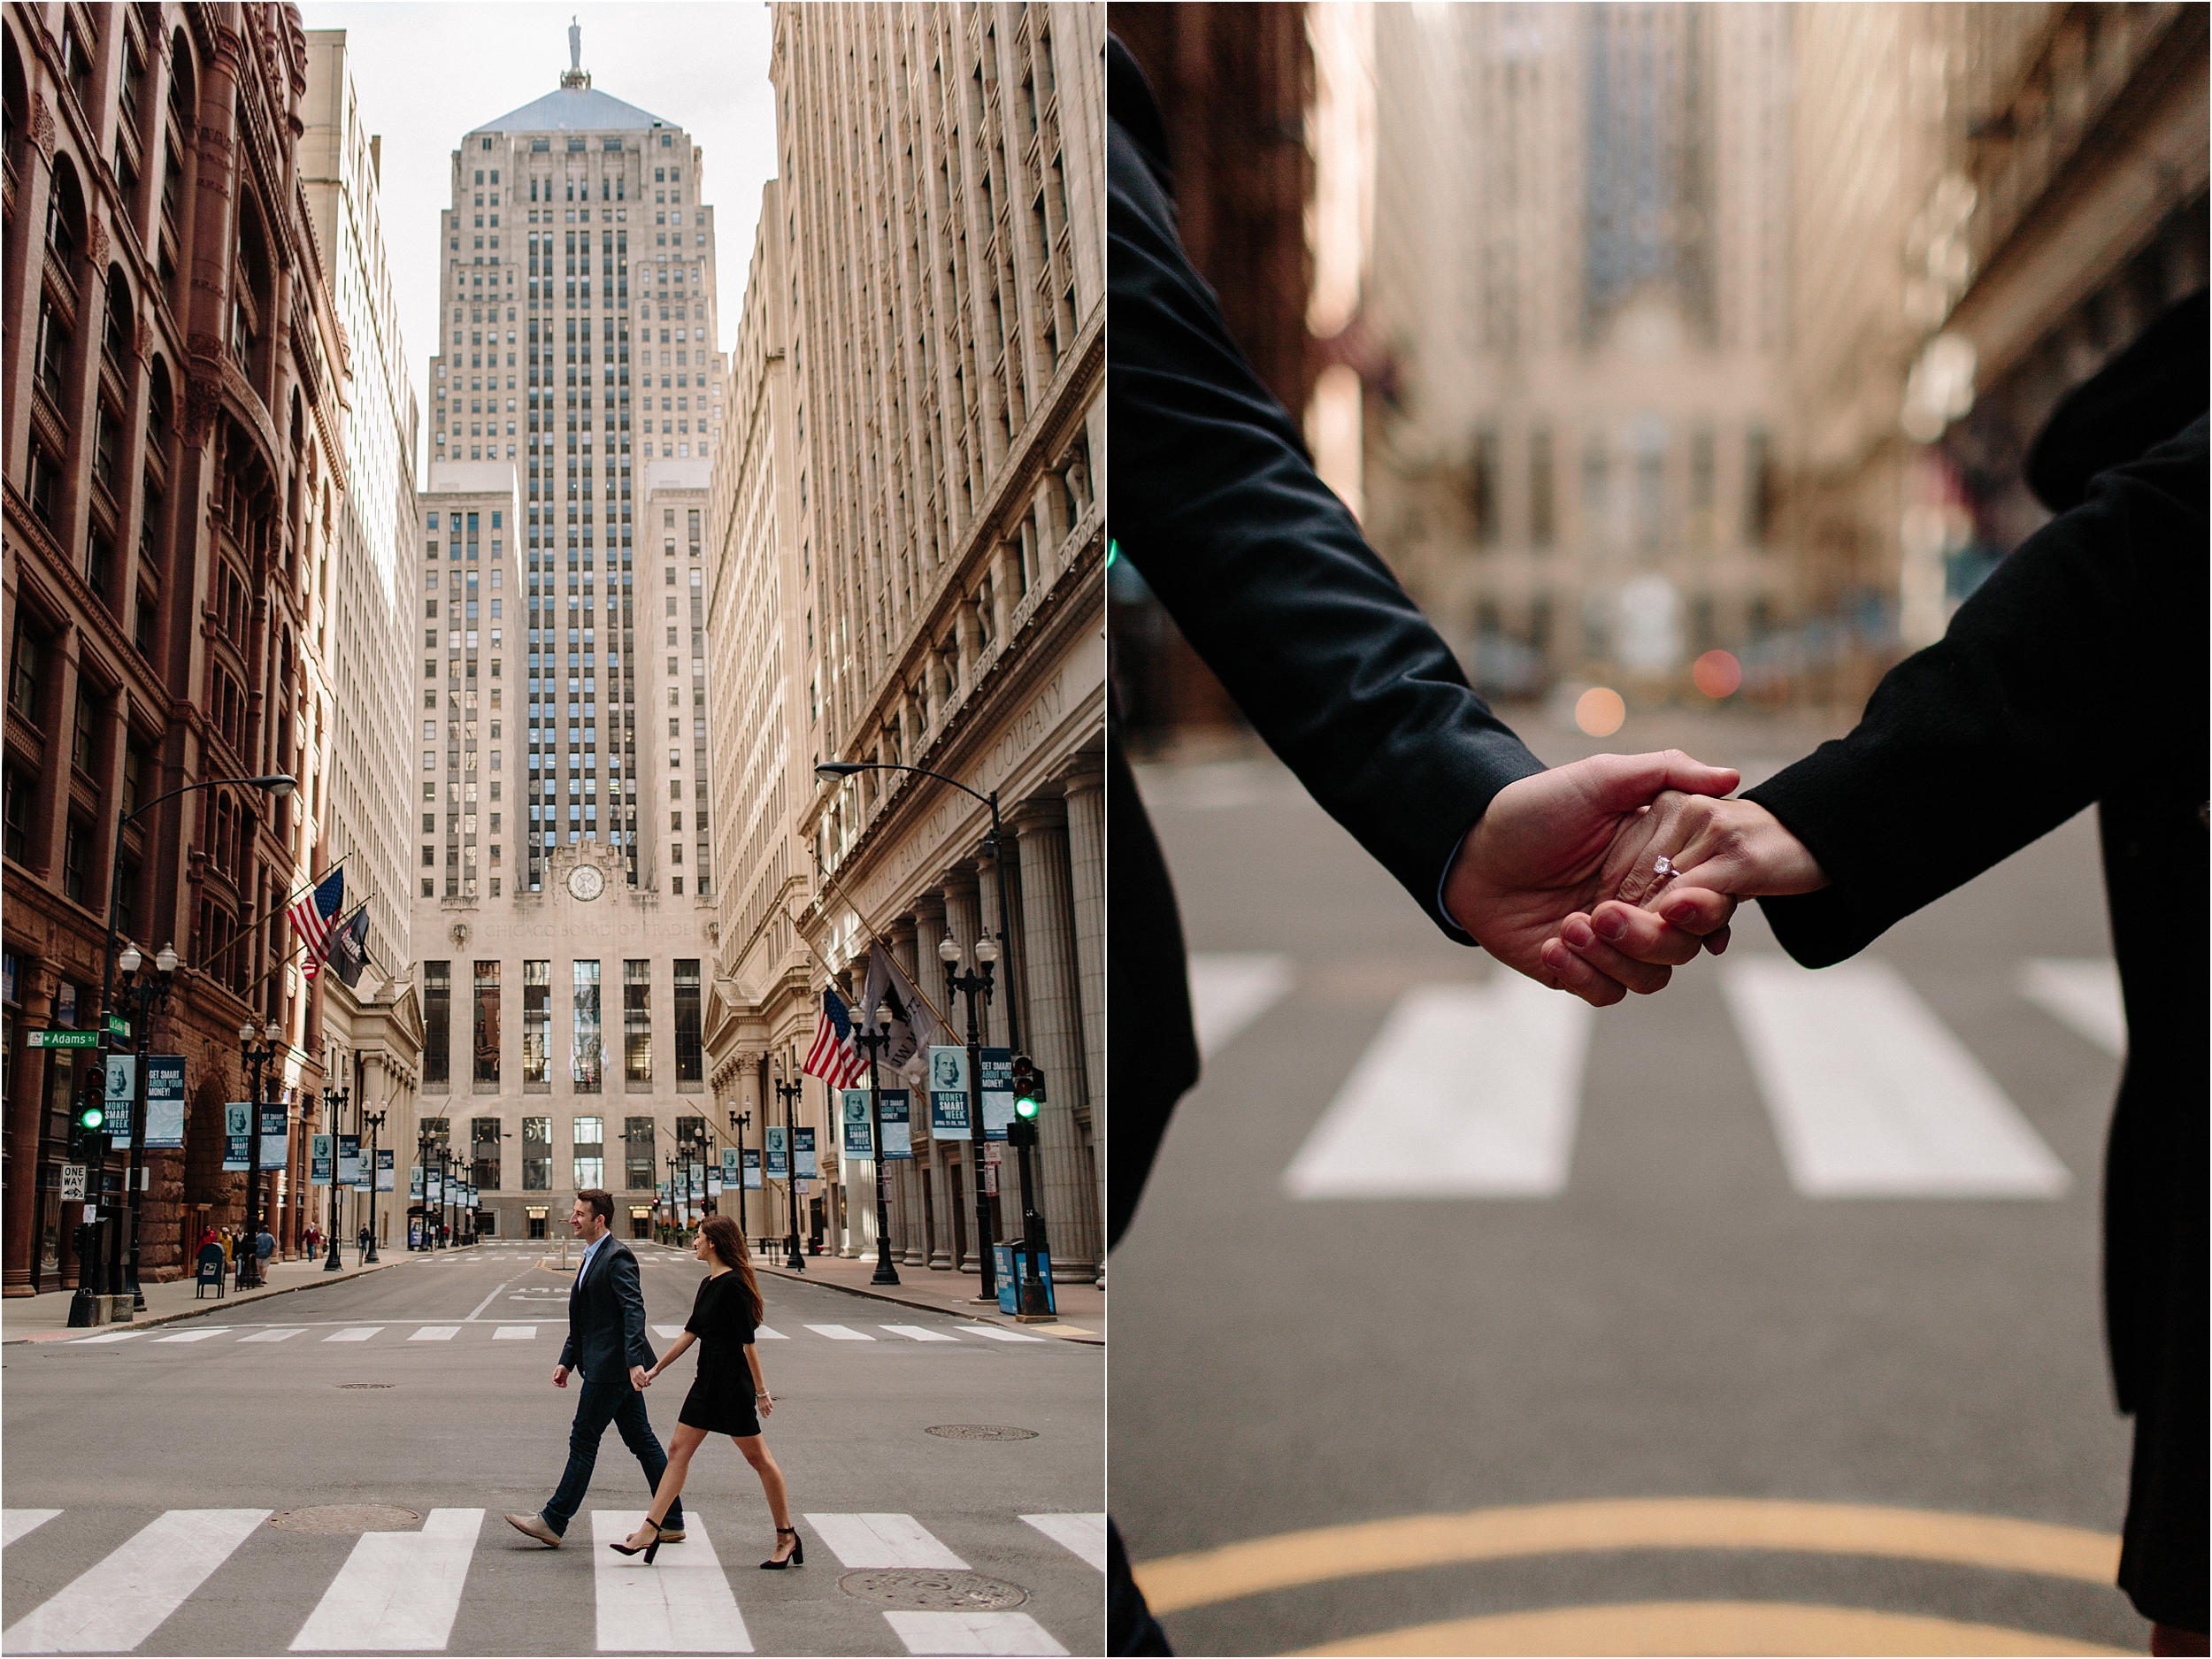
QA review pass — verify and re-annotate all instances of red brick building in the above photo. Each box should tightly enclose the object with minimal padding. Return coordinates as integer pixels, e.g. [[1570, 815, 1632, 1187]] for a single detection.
[[4, 3, 345, 1294]]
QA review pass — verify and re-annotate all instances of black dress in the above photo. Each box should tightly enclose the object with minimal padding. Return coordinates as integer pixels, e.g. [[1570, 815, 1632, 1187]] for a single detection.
[[676, 1271, 761, 1437]]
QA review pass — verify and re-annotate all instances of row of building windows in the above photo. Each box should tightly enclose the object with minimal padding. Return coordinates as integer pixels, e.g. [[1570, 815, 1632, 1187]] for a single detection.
[[417, 1111, 713, 1193], [419, 959, 703, 1091]]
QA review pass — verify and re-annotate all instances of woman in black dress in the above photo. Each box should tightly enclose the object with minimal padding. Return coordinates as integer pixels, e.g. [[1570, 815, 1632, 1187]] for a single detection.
[[610, 1215, 800, 1567]]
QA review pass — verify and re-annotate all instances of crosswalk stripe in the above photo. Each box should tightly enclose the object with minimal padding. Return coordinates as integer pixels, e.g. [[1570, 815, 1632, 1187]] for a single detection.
[[288, 1508, 483, 1652], [880, 1325, 959, 1342], [3, 1509, 61, 1548], [592, 1511, 750, 1653], [153, 1330, 224, 1343], [754, 1325, 787, 1340], [1187, 952, 1294, 1060], [1284, 976, 1593, 1198], [2017, 957, 2125, 1057], [1723, 957, 2071, 1197], [805, 1513, 967, 1569], [883, 1610, 1068, 1656], [236, 1328, 305, 1343], [410, 1327, 460, 1341], [1, 1508, 266, 1654], [323, 1328, 381, 1342], [653, 1325, 687, 1340], [1020, 1513, 1107, 1571], [955, 1325, 1047, 1344], [804, 1325, 873, 1341], [494, 1326, 538, 1340], [69, 1329, 144, 1344]]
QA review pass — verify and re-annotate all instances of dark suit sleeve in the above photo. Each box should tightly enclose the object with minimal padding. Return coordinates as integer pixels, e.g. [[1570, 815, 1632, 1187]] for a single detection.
[[1747, 419, 2208, 964], [1108, 111, 1543, 943], [609, 1247, 654, 1371], [557, 1300, 578, 1372]]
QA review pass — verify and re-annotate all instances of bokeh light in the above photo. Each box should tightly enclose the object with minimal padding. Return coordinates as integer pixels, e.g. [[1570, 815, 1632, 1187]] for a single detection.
[[1693, 649, 1744, 699], [1575, 687, 1627, 737]]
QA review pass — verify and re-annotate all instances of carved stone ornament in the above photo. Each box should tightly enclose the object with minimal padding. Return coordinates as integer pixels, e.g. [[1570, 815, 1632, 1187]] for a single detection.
[[86, 215, 109, 274], [32, 92, 56, 160], [182, 374, 223, 445]]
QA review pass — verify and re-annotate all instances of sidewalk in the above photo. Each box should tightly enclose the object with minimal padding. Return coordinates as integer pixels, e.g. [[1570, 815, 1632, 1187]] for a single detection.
[[3, 1250, 400, 1344], [748, 1244, 1103, 1344]]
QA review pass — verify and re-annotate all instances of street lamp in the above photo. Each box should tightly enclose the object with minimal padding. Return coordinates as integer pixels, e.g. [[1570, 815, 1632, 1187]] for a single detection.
[[111, 940, 179, 1311], [727, 1107, 751, 1251], [853, 1000, 900, 1286], [359, 1106, 387, 1262], [772, 1055, 805, 1271], [237, 1017, 286, 1287], [322, 1065, 350, 1271], [940, 931, 1001, 1302]]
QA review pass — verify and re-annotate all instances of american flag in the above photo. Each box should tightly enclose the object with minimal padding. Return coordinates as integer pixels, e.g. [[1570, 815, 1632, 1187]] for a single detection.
[[802, 987, 865, 1090], [287, 870, 345, 980]]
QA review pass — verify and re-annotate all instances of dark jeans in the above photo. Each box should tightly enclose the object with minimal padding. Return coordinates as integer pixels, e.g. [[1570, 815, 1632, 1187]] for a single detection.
[[541, 1371, 683, 1538]]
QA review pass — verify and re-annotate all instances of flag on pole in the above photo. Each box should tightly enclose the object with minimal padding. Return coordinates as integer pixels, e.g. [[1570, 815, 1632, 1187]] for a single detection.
[[802, 987, 865, 1089], [861, 944, 946, 1087], [288, 870, 345, 980], [326, 906, 372, 990]]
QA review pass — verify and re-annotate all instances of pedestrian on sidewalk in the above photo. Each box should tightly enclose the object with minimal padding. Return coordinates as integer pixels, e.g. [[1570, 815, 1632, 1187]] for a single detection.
[[505, 1189, 682, 1549], [611, 1215, 797, 1569]]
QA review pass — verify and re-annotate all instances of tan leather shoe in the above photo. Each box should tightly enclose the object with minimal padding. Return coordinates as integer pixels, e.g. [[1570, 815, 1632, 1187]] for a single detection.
[[505, 1511, 562, 1548]]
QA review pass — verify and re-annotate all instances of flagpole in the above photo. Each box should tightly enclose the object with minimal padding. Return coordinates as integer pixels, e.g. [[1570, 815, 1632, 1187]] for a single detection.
[[242, 892, 374, 1002], [201, 853, 355, 980]]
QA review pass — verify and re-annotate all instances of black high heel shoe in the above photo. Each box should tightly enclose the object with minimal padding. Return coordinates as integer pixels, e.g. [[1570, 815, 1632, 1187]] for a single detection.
[[760, 1525, 803, 1570], [609, 1520, 665, 1564]]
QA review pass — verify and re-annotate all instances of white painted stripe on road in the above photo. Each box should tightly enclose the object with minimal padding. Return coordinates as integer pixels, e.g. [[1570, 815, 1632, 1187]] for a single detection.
[[288, 1508, 483, 1652], [883, 1611, 1068, 1656], [592, 1511, 750, 1653], [2, 1508, 267, 1653], [3, 1509, 61, 1548], [1722, 957, 2072, 1198], [153, 1329, 225, 1342], [494, 1325, 538, 1340], [954, 1325, 1047, 1343], [1187, 952, 1296, 1061], [1020, 1513, 1107, 1572], [880, 1325, 958, 1342], [653, 1325, 687, 1340], [754, 1325, 787, 1340], [2018, 957, 2125, 1057], [236, 1328, 306, 1343], [69, 1329, 144, 1344], [805, 1514, 967, 1570], [324, 1328, 381, 1342], [1283, 976, 1593, 1199], [410, 1326, 460, 1341], [804, 1325, 874, 1341]]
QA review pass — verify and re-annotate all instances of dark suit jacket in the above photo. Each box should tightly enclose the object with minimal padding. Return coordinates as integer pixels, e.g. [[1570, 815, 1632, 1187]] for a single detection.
[[557, 1234, 657, 1380], [1107, 40, 1543, 1243], [1747, 377, 2207, 1626]]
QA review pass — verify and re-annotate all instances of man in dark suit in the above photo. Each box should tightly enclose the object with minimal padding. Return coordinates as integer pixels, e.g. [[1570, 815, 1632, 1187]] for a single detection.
[[505, 1189, 683, 1548]]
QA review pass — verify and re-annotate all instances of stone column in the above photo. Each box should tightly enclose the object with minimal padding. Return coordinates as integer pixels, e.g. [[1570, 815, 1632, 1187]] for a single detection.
[[911, 889, 953, 1271], [4, 968, 55, 1295], [1008, 796, 1100, 1277], [1061, 754, 1107, 1262], [888, 913, 926, 1264], [938, 871, 987, 1271]]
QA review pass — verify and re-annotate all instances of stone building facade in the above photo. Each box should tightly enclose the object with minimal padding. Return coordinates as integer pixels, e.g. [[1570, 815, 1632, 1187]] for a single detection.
[[400, 32, 732, 1242], [703, 3, 1106, 1280], [4, 3, 406, 1291]]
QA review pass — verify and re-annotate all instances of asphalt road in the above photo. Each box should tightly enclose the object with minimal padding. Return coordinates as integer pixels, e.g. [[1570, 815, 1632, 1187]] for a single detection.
[[3, 1241, 1103, 1655], [1112, 715, 2149, 1657]]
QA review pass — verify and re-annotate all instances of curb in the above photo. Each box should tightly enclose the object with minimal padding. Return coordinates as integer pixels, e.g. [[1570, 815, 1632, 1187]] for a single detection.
[[750, 1261, 1104, 1346], [2, 1256, 405, 1344]]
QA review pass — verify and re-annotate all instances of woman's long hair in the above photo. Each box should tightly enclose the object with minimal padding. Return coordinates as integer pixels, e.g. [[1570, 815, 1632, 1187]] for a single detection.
[[697, 1215, 764, 1324]]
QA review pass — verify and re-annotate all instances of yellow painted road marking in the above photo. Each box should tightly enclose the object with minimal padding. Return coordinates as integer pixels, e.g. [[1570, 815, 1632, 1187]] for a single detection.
[[1291, 1600, 2129, 1656], [1133, 1497, 2121, 1614]]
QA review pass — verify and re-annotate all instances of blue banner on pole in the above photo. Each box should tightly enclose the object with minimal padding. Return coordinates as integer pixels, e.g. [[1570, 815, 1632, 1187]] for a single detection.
[[794, 1126, 817, 1179], [311, 1135, 334, 1186], [981, 1048, 1015, 1140], [880, 1090, 912, 1160], [742, 1148, 762, 1189], [258, 1107, 288, 1171], [842, 1089, 873, 1160], [145, 1057, 186, 1148], [338, 1134, 362, 1188], [223, 1102, 250, 1171], [928, 1046, 970, 1135], [103, 1056, 135, 1139], [376, 1148, 395, 1192], [764, 1126, 787, 1180]]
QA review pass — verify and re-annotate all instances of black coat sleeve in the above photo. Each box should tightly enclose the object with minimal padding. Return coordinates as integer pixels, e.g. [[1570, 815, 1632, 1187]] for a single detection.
[[1107, 90, 1543, 943], [1747, 419, 2208, 964], [609, 1247, 655, 1371]]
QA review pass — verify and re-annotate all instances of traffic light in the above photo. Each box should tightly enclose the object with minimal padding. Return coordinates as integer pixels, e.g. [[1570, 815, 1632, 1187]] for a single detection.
[[1007, 1056, 1044, 1148], [69, 1092, 105, 1160]]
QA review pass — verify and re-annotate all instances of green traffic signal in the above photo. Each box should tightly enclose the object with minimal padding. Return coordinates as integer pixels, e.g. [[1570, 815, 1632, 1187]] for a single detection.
[[1015, 1094, 1040, 1119], [1010, 1055, 1044, 1118], [77, 1102, 104, 1132]]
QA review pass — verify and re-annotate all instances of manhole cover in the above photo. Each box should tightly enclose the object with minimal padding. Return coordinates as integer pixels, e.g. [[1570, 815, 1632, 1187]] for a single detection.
[[924, 1424, 1037, 1440], [268, 1506, 420, 1535], [838, 1570, 1027, 1611], [334, 1383, 395, 1389]]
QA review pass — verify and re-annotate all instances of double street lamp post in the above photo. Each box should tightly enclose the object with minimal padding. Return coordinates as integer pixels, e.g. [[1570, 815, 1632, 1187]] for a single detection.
[[772, 1058, 805, 1271], [322, 1066, 349, 1272], [237, 1018, 286, 1288], [726, 1108, 750, 1250], [359, 1107, 387, 1262], [111, 941, 179, 1312], [939, 933, 1000, 1302], [851, 1001, 900, 1286]]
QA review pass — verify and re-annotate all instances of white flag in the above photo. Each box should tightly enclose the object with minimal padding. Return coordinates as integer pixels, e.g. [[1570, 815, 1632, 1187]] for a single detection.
[[862, 944, 946, 1087]]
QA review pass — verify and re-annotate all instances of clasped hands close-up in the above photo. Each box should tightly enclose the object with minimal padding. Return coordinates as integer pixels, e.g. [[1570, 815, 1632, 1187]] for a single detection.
[[1442, 751, 1826, 1008]]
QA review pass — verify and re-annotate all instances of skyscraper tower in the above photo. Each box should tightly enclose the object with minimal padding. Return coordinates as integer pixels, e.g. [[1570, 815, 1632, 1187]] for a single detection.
[[408, 26, 729, 1244]]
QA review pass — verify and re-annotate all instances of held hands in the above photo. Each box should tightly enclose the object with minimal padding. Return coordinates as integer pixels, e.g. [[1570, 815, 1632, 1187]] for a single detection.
[[630, 1363, 652, 1392], [1445, 752, 1742, 1007]]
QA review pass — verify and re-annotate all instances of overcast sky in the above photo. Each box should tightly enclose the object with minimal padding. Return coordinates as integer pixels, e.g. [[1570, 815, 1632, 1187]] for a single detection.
[[300, 2, 778, 473]]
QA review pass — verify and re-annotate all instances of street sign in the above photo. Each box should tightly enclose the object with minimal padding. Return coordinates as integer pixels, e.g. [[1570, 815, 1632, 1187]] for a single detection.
[[27, 1030, 98, 1048], [105, 1015, 130, 1039], [60, 1164, 86, 1201]]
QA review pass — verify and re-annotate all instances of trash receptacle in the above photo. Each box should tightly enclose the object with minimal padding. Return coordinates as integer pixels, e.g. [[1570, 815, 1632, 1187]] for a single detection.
[[994, 1243, 1017, 1315]]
